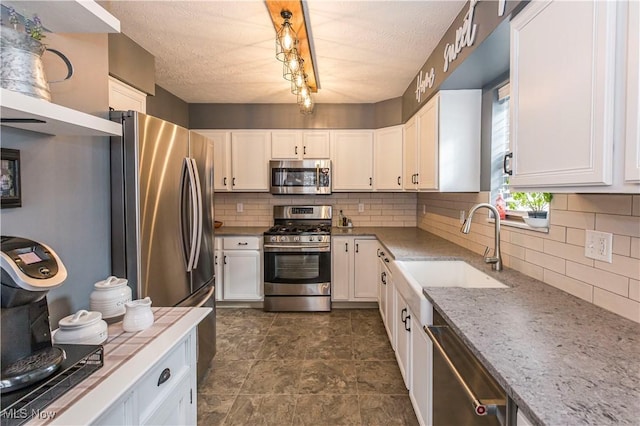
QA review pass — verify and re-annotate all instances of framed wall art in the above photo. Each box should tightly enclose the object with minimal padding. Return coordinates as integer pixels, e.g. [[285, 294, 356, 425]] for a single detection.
[[1, 148, 22, 208]]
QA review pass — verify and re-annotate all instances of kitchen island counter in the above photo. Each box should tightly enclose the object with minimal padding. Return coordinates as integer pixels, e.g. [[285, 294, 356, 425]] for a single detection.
[[356, 226, 639, 426], [30, 307, 211, 425]]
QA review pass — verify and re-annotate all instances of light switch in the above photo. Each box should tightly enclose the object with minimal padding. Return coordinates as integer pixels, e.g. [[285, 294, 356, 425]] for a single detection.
[[236, 203, 243, 213], [585, 230, 613, 263], [358, 203, 364, 213]]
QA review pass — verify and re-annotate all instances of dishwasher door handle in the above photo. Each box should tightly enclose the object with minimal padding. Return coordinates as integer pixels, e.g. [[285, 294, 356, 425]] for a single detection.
[[424, 325, 505, 417]]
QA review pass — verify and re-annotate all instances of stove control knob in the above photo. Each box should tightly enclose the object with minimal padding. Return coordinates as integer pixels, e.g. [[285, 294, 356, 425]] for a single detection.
[[294, 236, 300, 242], [270, 236, 277, 242], [309, 236, 316, 242], [279, 236, 288, 243]]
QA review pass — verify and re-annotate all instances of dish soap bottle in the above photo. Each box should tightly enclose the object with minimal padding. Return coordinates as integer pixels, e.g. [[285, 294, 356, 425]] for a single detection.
[[339, 210, 345, 227]]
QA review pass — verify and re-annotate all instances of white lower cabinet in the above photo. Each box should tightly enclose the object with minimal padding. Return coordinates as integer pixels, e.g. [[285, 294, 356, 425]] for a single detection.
[[394, 290, 412, 388], [410, 314, 432, 426], [94, 329, 197, 425], [218, 237, 262, 301], [331, 236, 378, 301], [377, 249, 394, 343]]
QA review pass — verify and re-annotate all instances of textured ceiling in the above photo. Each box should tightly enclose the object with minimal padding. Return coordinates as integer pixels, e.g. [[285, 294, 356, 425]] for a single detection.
[[101, 1, 465, 104]]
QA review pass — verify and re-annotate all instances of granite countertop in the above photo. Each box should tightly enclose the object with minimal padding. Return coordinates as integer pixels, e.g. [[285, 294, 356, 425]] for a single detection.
[[359, 227, 640, 426]]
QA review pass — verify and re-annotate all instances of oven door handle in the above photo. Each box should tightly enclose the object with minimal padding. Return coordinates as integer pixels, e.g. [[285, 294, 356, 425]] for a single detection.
[[424, 325, 505, 417], [264, 244, 330, 252]]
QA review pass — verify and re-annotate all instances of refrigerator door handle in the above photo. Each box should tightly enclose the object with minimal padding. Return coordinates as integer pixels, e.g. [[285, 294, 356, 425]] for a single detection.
[[190, 158, 204, 269], [195, 285, 215, 307], [184, 158, 199, 272], [179, 159, 191, 270]]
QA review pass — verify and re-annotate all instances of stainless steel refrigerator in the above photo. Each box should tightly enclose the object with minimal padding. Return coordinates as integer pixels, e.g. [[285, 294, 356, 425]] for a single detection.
[[109, 111, 215, 382]]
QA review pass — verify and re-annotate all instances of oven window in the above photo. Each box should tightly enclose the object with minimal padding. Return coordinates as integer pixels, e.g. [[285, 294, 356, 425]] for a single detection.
[[265, 251, 331, 284]]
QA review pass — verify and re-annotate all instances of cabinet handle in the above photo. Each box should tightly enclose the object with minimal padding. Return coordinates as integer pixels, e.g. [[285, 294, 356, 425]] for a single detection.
[[345, 242, 348, 252], [223, 255, 227, 265], [214, 255, 218, 265], [397, 176, 401, 186], [223, 177, 227, 186], [377, 248, 381, 257], [415, 173, 419, 184], [503, 152, 513, 176], [157, 368, 171, 386], [238, 242, 248, 246], [369, 177, 372, 186], [295, 146, 298, 155], [401, 307, 407, 323], [232, 177, 236, 186], [381, 271, 387, 285], [404, 315, 411, 332], [355, 243, 359, 253], [384, 257, 389, 263], [303, 146, 307, 155]]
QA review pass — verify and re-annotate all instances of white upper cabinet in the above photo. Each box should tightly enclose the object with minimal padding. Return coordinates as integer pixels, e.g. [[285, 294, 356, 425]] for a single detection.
[[195, 130, 232, 191], [374, 125, 404, 191], [403, 90, 481, 192], [302, 131, 331, 158], [0, 1, 121, 137], [509, 0, 623, 189], [331, 130, 374, 191], [271, 130, 330, 159], [231, 131, 271, 191], [626, 0, 640, 183], [108, 77, 146, 113]]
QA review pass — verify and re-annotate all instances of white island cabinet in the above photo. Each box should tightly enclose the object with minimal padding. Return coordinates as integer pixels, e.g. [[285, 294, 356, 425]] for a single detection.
[[41, 307, 211, 426]]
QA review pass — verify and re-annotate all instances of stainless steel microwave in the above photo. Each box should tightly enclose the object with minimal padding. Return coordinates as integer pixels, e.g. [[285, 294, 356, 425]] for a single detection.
[[269, 160, 331, 195]]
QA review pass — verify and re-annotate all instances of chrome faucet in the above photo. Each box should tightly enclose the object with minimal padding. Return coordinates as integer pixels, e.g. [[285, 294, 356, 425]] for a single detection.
[[460, 203, 503, 271]]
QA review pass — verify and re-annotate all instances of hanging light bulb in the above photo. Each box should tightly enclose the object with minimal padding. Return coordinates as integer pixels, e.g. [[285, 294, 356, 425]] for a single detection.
[[291, 70, 307, 94], [283, 53, 303, 81], [275, 10, 298, 62]]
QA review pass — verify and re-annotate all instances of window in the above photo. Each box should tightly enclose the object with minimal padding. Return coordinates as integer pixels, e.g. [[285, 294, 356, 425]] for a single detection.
[[490, 83, 551, 231]]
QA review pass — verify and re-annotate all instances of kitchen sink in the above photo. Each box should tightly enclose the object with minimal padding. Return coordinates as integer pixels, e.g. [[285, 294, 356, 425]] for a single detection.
[[395, 260, 508, 289]]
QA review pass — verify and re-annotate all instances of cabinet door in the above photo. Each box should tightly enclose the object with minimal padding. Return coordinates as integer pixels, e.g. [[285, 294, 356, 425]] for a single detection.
[[231, 131, 271, 191], [417, 95, 438, 191], [214, 249, 223, 301], [394, 293, 411, 388], [353, 239, 379, 300], [331, 131, 374, 190], [271, 131, 301, 159], [223, 251, 262, 300], [403, 116, 418, 190], [331, 236, 352, 301], [626, 0, 640, 183], [374, 126, 404, 191], [510, 0, 618, 187], [198, 131, 231, 191], [410, 315, 432, 426], [108, 76, 147, 113], [142, 373, 193, 426], [94, 391, 134, 426], [303, 131, 330, 158], [385, 272, 395, 348]]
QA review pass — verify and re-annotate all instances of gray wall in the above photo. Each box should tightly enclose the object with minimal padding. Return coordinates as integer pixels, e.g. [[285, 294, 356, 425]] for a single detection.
[[1, 33, 112, 326], [108, 33, 155, 95], [480, 72, 509, 191], [147, 85, 190, 128]]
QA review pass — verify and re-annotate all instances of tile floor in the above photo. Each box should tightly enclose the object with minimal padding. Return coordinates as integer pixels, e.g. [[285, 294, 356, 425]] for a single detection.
[[197, 308, 419, 426]]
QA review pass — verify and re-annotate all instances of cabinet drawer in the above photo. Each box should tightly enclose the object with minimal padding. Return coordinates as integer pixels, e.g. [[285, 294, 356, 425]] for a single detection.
[[223, 237, 259, 250], [137, 337, 189, 418]]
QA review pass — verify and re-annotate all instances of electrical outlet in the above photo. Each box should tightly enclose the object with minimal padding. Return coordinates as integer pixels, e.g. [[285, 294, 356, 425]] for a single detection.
[[460, 210, 466, 224], [585, 230, 613, 263], [358, 203, 365, 213], [236, 203, 243, 213]]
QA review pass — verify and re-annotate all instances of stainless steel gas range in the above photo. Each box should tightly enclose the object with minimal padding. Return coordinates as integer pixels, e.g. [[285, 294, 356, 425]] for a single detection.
[[263, 205, 332, 312]]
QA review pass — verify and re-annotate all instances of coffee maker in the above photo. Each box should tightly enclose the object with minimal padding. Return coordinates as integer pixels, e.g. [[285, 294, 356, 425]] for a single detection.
[[1, 236, 67, 392]]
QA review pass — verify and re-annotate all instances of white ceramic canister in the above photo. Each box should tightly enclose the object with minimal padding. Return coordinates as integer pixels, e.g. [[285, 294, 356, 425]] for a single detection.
[[122, 297, 154, 332], [53, 310, 108, 345], [90, 276, 132, 319]]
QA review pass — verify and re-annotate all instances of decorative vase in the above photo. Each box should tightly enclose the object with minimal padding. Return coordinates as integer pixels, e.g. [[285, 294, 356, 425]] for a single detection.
[[0, 26, 73, 101]]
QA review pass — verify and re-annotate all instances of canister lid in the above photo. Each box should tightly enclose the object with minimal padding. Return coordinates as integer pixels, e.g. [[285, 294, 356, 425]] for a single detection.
[[58, 310, 103, 328], [94, 275, 128, 289]]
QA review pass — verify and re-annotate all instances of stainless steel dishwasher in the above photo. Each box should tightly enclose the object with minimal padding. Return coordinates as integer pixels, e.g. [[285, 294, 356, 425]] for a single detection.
[[424, 309, 511, 426]]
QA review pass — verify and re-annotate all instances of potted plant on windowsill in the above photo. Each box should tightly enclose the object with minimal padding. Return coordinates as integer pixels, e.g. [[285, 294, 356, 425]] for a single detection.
[[507, 192, 553, 227]]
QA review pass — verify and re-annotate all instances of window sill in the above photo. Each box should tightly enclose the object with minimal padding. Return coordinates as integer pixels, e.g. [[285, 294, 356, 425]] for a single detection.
[[487, 217, 549, 233]]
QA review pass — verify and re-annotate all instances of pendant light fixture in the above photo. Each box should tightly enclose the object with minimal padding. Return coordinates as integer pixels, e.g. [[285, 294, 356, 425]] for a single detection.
[[268, 4, 317, 114]]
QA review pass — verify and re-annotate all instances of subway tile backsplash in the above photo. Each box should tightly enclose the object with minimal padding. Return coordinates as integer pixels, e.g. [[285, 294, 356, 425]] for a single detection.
[[417, 192, 640, 323], [213, 192, 417, 227]]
